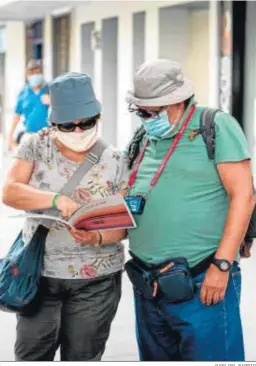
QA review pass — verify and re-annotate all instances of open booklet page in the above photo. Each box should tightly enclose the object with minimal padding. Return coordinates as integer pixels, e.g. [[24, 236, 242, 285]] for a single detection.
[[9, 194, 137, 232]]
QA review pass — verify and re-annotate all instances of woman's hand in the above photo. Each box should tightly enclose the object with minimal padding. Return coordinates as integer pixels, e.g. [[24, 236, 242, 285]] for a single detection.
[[56, 195, 80, 218], [68, 227, 99, 245]]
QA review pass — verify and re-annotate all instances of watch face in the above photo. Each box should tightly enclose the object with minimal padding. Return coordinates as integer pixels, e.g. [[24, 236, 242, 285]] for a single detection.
[[220, 261, 230, 271]]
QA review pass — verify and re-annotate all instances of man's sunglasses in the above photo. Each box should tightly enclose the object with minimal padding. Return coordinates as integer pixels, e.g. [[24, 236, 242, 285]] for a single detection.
[[53, 117, 98, 132], [128, 105, 161, 119]]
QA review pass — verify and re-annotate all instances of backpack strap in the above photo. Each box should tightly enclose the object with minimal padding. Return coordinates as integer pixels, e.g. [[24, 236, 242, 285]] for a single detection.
[[200, 109, 256, 246], [199, 108, 220, 160], [128, 126, 146, 169]]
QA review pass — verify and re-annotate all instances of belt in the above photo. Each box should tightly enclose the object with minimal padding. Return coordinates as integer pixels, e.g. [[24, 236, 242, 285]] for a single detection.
[[190, 253, 215, 277], [129, 251, 215, 278]]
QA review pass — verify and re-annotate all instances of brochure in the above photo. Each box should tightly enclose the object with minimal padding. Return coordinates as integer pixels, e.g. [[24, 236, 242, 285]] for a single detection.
[[10, 194, 136, 231]]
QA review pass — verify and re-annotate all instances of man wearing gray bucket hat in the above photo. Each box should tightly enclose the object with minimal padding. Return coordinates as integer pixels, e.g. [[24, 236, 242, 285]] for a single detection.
[[3, 72, 129, 361], [124, 59, 254, 361]]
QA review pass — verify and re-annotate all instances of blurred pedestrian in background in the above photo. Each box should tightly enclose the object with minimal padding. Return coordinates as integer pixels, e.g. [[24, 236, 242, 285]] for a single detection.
[[8, 59, 50, 150]]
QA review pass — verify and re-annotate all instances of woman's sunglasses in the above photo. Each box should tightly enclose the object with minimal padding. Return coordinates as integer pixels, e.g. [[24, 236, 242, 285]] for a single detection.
[[53, 117, 98, 133], [128, 105, 161, 120]]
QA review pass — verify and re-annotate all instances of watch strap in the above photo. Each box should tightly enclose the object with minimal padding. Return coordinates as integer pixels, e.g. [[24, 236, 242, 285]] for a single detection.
[[211, 258, 232, 272]]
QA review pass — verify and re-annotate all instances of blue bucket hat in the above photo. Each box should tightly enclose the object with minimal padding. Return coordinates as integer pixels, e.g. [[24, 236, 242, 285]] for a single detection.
[[49, 72, 102, 124]]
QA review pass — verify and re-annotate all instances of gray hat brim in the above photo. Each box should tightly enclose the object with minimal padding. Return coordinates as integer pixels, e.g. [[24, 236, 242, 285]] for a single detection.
[[50, 100, 102, 124], [126, 78, 194, 107]]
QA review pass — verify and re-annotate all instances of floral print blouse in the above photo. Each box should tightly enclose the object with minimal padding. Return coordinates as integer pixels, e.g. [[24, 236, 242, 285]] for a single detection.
[[14, 133, 129, 279]]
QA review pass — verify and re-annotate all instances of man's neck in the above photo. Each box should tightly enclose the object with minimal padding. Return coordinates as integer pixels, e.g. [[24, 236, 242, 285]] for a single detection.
[[32, 86, 42, 92], [173, 103, 186, 126]]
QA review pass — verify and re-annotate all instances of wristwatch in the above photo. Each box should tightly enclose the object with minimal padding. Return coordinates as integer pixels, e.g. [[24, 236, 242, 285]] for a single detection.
[[211, 258, 232, 272]]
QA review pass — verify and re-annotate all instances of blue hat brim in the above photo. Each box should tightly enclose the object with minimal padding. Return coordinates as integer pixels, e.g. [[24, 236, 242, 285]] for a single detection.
[[50, 100, 102, 124]]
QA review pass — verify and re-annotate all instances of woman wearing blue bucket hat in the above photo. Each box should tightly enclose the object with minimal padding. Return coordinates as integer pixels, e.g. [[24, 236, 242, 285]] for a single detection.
[[3, 72, 129, 361]]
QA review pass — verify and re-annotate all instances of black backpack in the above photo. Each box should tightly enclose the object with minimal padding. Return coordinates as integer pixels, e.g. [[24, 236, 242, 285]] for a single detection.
[[127, 108, 256, 249]]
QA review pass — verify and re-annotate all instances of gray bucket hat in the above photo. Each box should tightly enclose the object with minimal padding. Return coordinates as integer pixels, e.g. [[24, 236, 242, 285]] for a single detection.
[[49, 72, 102, 124], [126, 59, 194, 107]]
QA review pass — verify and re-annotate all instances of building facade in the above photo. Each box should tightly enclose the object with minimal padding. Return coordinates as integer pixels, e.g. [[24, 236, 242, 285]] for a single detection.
[[0, 0, 255, 174]]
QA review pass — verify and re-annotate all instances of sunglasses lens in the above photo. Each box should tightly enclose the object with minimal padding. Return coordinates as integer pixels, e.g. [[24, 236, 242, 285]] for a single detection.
[[137, 109, 153, 119], [58, 123, 75, 132], [57, 117, 97, 132], [79, 118, 97, 130]]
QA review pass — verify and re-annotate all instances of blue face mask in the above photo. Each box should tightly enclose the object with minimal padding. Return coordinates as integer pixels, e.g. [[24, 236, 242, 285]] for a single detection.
[[141, 110, 174, 137], [28, 74, 43, 88]]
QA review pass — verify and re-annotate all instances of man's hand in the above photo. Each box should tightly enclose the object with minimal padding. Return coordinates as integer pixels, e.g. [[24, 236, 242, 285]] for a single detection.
[[68, 227, 99, 245], [8, 137, 16, 151], [200, 264, 229, 305], [38, 127, 52, 137], [41, 94, 51, 106]]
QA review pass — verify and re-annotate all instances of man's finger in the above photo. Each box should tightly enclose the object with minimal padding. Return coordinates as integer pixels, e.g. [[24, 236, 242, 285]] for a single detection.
[[219, 289, 226, 302], [200, 285, 208, 304], [212, 289, 221, 305], [205, 287, 214, 306]]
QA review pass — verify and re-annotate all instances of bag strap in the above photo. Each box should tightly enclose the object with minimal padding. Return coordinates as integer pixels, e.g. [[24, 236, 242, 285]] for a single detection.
[[60, 139, 107, 196], [199, 108, 220, 160], [42, 139, 107, 228], [128, 126, 146, 169]]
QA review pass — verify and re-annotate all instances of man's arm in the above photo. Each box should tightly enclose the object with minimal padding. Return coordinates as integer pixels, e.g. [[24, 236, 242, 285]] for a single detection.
[[8, 113, 21, 151], [216, 160, 255, 261], [200, 159, 255, 305]]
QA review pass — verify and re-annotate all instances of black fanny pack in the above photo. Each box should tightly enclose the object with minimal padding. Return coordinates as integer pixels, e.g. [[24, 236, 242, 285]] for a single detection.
[[125, 252, 214, 303]]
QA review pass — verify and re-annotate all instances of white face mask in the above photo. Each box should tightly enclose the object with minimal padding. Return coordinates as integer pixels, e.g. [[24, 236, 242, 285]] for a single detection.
[[55, 124, 98, 152]]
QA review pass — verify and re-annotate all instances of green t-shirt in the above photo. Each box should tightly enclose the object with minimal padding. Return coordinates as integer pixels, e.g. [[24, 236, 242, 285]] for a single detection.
[[127, 105, 251, 267]]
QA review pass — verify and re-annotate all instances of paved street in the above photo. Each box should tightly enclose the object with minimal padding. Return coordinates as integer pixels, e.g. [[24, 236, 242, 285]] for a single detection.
[[0, 154, 256, 361]]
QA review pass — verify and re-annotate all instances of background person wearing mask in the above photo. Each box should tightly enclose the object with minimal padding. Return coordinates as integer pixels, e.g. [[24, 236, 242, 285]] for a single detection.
[[3, 72, 128, 361], [125, 59, 255, 361], [8, 59, 50, 150]]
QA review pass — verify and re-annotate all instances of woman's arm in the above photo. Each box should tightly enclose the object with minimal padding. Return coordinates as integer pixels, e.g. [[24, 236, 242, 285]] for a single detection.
[[3, 158, 55, 210], [2, 158, 79, 216], [69, 227, 127, 245]]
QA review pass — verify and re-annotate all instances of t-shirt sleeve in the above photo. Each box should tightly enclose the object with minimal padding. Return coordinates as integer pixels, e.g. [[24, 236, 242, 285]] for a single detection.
[[214, 112, 251, 164], [113, 152, 130, 192], [12, 134, 36, 162]]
